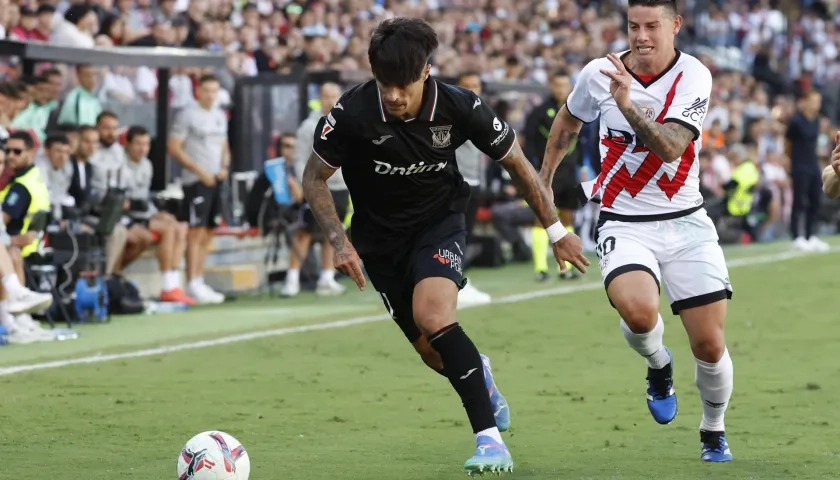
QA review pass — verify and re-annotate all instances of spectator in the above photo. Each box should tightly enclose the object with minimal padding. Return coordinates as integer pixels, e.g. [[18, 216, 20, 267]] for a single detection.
[[168, 74, 229, 305], [56, 64, 102, 127], [10, 75, 57, 141], [35, 134, 73, 208], [50, 4, 96, 49]]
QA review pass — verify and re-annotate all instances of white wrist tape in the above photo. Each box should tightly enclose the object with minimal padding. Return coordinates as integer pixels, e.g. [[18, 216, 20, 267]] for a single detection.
[[546, 221, 567, 244]]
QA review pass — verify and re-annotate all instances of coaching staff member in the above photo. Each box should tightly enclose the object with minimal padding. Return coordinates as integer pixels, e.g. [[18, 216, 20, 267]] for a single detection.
[[302, 17, 588, 476], [168, 74, 229, 305]]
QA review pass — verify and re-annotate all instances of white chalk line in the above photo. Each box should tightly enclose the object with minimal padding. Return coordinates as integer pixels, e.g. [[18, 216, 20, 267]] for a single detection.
[[0, 246, 833, 377]]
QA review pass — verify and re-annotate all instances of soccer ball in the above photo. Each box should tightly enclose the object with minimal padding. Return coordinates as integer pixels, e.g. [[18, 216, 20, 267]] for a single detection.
[[176, 431, 251, 480]]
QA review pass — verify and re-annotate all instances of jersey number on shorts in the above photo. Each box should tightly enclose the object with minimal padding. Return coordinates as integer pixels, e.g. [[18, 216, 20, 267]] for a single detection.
[[595, 236, 616, 259]]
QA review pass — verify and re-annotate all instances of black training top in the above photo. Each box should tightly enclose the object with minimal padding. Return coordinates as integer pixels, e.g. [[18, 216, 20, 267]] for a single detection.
[[312, 78, 516, 255]]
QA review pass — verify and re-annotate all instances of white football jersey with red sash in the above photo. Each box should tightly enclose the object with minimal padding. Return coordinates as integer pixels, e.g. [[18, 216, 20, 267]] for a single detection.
[[568, 50, 712, 219]]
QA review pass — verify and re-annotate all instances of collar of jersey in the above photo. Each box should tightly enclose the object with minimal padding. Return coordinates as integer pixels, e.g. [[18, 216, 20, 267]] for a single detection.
[[376, 77, 439, 123], [619, 48, 681, 89]]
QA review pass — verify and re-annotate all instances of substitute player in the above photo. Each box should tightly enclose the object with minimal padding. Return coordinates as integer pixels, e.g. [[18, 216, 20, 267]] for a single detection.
[[303, 18, 588, 476], [539, 0, 733, 462]]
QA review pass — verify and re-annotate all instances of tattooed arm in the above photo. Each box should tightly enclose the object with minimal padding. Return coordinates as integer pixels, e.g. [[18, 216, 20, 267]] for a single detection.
[[538, 105, 583, 187], [302, 153, 347, 252], [499, 141, 561, 228], [617, 103, 695, 163]]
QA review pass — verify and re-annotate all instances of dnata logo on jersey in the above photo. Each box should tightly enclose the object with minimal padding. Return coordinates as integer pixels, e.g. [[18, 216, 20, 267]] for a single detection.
[[682, 97, 708, 122], [373, 160, 447, 175]]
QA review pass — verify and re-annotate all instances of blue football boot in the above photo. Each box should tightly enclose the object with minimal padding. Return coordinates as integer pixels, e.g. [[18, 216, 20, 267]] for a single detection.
[[480, 354, 510, 432], [700, 430, 733, 462], [646, 348, 678, 424], [463, 435, 514, 476]]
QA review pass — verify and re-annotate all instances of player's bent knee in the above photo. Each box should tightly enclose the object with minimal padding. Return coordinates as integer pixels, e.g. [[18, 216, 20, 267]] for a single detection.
[[412, 277, 459, 337], [690, 337, 725, 363], [412, 336, 444, 371], [606, 268, 660, 332]]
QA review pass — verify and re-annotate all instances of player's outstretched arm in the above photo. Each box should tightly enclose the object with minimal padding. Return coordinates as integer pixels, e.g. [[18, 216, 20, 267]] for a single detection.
[[499, 142, 560, 228], [499, 141, 590, 273], [302, 152, 366, 289], [617, 103, 694, 162], [538, 105, 583, 188]]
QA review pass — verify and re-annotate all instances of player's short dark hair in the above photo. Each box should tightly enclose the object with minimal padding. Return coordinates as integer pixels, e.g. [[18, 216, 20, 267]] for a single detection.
[[368, 17, 439, 87], [79, 125, 98, 136], [126, 125, 150, 144], [628, 0, 678, 16], [45, 134, 70, 149], [96, 110, 119, 125], [198, 73, 219, 85], [8, 130, 34, 150]]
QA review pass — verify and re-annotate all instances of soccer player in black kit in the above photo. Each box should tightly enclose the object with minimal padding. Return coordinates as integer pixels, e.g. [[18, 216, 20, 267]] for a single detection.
[[302, 18, 589, 475]]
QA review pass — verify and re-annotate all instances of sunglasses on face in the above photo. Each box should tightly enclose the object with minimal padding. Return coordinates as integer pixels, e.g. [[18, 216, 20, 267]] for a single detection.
[[282, 143, 294, 148], [6, 148, 24, 156]]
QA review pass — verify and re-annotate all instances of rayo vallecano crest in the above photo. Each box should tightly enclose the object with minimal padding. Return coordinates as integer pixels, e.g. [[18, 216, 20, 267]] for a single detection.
[[430, 125, 452, 148]]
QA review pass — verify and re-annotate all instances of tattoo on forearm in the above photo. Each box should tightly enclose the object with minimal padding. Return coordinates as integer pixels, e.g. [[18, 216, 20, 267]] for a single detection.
[[541, 130, 579, 183], [619, 102, 694, 162], [501, 147, 560, 227], [302, 158, 346, 252]]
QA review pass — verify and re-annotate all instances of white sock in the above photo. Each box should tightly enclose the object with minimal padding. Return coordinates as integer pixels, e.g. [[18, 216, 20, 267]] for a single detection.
[[0, 300, 13, 329], [319, 269, 335, 283], [620, 314, 671, 369], [162, 270, 180, 291], [476, 427, 503, 443], [189, 277, 205, 290], [286, 268, 300, 284], [2, 273, 25, 298], [695, 348, 733, 432]]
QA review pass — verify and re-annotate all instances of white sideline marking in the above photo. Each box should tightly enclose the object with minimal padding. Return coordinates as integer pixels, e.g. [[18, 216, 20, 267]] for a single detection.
[[0, 247, 832, 377]]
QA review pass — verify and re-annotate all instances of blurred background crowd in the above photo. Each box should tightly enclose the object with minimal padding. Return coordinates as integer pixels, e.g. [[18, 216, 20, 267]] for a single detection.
[[0, 0, 835, 339]]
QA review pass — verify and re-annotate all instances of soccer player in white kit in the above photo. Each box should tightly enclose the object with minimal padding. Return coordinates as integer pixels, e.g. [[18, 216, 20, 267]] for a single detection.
[[539, 0, 733, 462]]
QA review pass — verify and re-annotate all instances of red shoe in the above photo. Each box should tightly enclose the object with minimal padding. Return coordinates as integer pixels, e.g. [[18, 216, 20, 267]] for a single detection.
[[160, 288, 196, 306]]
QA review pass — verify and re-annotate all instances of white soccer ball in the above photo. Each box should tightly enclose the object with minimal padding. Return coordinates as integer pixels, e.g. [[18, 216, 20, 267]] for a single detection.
[[176, 431, 251, 480]]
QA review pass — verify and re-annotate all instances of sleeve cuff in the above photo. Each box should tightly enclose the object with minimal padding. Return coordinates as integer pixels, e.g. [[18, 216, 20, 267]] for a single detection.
[[663, 118, 700, 141], [312, 148, 339, 169]]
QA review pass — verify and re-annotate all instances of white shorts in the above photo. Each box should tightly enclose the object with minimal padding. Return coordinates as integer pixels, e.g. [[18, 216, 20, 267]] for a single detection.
[[595, 209, 732, 315]]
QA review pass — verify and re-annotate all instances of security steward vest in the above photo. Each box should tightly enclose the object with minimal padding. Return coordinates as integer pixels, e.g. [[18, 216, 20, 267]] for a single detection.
[[0, 166, 51, 257], [726, 162, 760, 217]]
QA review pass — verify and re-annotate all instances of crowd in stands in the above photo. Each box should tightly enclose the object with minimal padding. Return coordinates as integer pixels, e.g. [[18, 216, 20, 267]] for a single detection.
[[0, 0, 835, 339]]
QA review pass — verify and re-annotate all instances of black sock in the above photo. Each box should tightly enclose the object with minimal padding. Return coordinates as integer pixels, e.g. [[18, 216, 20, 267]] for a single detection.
[[429, 323, 495, 434]]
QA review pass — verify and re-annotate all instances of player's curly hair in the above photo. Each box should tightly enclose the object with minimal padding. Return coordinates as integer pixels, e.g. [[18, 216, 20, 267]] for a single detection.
[[628, 0, 678, 16], [368, 17, 439, 87]]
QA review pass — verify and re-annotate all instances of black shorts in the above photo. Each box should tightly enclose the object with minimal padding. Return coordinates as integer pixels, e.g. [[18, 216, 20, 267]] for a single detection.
[[301, 189, 350, 233], [362, 213, 467, 343], [554, 186, 581, 211], [553, 164, 581, 211], [178, 183, 222, 228]]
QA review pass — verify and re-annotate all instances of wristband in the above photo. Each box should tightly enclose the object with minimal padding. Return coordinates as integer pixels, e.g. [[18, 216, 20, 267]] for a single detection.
[[546, 221, 567, 244]]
